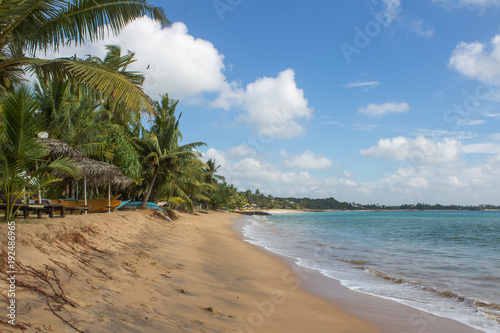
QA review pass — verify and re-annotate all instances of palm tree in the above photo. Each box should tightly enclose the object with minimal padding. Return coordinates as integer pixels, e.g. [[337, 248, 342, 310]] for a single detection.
[[157, 155, 213, 211], [0, 0, 170, 112], [135, 94, 206, 208], [34, 45, 145, 159], [203, 159, 225, 186], [0, 85, 76, 220]]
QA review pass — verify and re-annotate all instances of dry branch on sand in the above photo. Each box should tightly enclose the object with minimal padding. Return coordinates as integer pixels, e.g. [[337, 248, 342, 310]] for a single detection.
[[0, 228, 114, 333]]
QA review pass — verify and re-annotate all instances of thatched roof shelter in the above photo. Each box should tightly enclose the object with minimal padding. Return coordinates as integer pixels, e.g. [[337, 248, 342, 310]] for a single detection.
[[112, 174, 134, 190], [39, 137, 133, 191], [76, 158, 122, 186], [39, 138, 83, 161]]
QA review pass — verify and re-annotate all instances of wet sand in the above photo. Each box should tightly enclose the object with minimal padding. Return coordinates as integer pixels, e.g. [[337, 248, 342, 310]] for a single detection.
[[234, 215, 484, 333]]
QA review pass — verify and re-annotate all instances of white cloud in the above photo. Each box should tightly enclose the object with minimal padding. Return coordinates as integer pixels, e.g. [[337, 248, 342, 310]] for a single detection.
[[358, 102, 410, 116], [360, 136, 462, 164], [226, 145, 257, 159], [456, 119, 486, 126], [203, 146, 358, 199], [210, 81, 245, 109], [406, 177, 429, 189], [204, 140, 500, 206], [43, 18, 312, 139], [408, 19, 434, 38], [227, 69, 313, 139], [343, 81, 381, 88], [280, 150, 334, 169], [449, 35, 500, 83], [204, 148, 319, 188], [43, 18, 227, 100], [463, 142, 500, 154], [415, 129, 477, 140]]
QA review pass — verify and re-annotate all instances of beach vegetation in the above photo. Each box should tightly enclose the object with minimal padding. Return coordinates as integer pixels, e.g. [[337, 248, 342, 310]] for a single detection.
[[0, 0, 169, 112], [0, 85, 76, 220], [133, 94, 207, 210]]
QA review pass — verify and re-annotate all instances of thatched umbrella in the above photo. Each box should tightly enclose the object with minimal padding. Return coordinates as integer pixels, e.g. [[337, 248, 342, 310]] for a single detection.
[[75, 158, 131, 214], [37, 136, 132, 213], [36, 137, 84, 202], [112, 174, 134, 190], [38, 137, 84, 162]]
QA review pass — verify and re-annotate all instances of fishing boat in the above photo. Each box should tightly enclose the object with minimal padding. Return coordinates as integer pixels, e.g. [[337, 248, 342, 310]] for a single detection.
[[53, 196, 121, 213]]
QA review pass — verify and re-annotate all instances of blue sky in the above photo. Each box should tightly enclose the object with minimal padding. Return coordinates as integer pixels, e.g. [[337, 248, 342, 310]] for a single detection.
[[47, 0, 500, 205]]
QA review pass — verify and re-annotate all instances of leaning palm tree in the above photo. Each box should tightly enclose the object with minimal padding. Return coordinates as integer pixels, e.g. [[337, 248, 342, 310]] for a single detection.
[[0, 85, 77, 221], [203, 158, 225, 186], [135, 94, 206, 208], [157, 157, 213, 212], [0, 0, 170, 112]]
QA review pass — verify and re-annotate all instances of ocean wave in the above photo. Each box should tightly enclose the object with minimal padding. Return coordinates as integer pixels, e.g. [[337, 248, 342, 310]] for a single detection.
[[237, 211, 500, 332], [363, 266, 500, 325], [340, 259, 370, 265]]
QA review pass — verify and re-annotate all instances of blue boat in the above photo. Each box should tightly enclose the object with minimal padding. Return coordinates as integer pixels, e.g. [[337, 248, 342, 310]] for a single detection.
[[116, 200, 165, 212]]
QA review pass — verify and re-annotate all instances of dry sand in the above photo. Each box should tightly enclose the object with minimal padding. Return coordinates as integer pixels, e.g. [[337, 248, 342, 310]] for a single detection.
[[0, 211, 378, 333]]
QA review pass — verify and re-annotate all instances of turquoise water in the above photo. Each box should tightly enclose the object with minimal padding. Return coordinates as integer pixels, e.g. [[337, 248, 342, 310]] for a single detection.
[[239, 211, 500, 333]]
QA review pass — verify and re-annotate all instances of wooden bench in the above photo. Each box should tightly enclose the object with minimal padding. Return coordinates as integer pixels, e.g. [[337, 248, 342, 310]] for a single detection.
[[0, 203, 45, 219], [37, 199, 66, 218], [1, 195, 67, 219]]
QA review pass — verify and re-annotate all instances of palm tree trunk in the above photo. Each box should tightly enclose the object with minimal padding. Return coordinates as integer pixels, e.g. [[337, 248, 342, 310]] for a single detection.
[[141, 168, 159, 208]]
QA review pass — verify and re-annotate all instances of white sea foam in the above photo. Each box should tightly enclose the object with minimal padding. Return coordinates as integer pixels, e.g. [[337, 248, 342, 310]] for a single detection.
[[238, 211, 500, 333]]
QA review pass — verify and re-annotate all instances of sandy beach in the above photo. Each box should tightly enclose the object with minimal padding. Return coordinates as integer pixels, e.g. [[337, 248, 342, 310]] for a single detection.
[[0, 211, 486, 333], [0, 211, 378, 332]]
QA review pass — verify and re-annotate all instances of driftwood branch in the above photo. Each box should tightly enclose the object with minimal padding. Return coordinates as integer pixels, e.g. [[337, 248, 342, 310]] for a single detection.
[[46, 296, 85, 333], [0, 319, 28, 330], [49, 259, 77, 282]]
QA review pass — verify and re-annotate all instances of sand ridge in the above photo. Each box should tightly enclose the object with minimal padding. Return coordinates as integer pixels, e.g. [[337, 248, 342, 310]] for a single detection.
[[0, 211, 378, 332]]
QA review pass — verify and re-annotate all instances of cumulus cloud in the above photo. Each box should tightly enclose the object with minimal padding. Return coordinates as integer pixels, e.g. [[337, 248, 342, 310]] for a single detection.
[[242, 69, 312, 138], [358, 102, 409, 116], [449, 35, 500, 83], [204, 147, 319, 188], [43, 18, 313, 138], [406, 177, 429, 189], [203, 139, 500, 205], [360, 136, 462, 164], [43, 18, 227, 100], [280, 150, 334, 169], [214, 69, 313, 138], [203, 146, 357, 198]]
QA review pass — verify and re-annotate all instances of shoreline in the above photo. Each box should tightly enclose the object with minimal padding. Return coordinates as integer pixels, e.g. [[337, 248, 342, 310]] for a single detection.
[[234, 213, 485, 333], [0, 211, 377, 332], [0, 210, 485, 332]]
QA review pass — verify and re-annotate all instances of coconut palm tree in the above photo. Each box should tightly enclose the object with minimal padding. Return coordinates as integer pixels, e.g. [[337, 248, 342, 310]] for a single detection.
[[157, 155, 213, 211], [0, 85, 77, 220], [203, 159, 225, 186], [0, 0, 170, 112], [34, 45, 145, 160], [135, 94, 206, 208]]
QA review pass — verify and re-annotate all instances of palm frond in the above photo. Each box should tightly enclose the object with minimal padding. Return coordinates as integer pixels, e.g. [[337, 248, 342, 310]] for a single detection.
[[2, 0, 170, 55], [27, 56, 156, 113]]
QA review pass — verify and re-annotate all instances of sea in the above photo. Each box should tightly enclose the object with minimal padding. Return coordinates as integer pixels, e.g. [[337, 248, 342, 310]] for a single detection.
[[236, 210, 500, 333]]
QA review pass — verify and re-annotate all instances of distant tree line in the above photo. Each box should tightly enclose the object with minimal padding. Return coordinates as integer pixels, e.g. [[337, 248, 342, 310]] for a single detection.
[[205, 182, 500, 211]]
